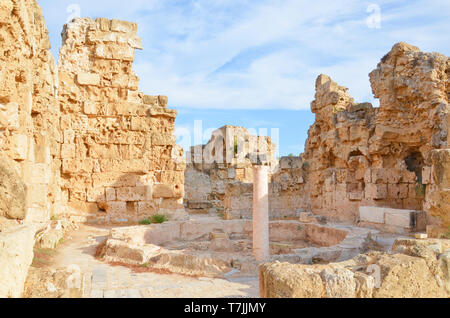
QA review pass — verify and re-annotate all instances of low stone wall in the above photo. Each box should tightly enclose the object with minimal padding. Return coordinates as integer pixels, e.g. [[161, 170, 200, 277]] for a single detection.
[[0, 225, 36, 298], [259, 238, 450, 298], [110, 219, 349, 247]]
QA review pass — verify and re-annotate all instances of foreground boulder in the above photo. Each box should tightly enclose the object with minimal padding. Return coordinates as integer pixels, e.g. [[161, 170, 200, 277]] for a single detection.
[[0, 225, 35, 297], [259, 238, 450, 298], [0, 156, 27, 220]]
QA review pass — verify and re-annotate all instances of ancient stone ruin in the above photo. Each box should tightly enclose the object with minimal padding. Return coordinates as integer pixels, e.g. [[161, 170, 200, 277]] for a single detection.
[[0, 0, 449, 299]]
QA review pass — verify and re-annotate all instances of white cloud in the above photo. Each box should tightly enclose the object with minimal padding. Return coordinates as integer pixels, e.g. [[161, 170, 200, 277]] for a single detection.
[[40, 0, 450, 110]]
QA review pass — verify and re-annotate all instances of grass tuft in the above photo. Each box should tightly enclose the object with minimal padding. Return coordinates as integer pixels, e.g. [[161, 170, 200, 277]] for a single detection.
[[139, 214, 168, 225]]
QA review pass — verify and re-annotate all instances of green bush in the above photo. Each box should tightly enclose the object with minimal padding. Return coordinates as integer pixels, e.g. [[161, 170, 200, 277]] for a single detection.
[[139, 218, 152, 225], [151, 214, 168, 224], [139, 214, 168, 225]]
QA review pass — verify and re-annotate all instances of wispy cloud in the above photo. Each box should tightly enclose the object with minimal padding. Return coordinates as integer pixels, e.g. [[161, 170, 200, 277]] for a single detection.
[[41, 0, 449, 111]]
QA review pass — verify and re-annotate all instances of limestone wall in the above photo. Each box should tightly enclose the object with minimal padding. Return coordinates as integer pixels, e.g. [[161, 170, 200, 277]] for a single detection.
[[0, 0, 60, 226], [215, 43, 448, 232], [300, 43, 449, 228], [185, 126, 277, 215], [223, 156, 309, 219], [0, 0, 60, 298], [57, 18, 185, 223]]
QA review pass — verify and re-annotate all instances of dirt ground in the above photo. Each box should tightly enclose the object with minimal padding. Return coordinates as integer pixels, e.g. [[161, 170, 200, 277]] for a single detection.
[[24, 224, 260, 298]]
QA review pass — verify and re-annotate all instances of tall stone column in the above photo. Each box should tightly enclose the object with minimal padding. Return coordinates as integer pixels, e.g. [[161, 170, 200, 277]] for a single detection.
[[253, 165, 270, 262]]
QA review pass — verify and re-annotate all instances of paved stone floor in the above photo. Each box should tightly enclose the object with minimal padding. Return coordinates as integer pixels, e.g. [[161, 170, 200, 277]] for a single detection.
[[52, 225, 260, 298]]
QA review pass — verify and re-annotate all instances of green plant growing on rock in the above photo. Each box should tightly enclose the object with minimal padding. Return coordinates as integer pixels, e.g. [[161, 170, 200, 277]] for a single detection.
[[139, 218, 152, 225], [415, 182, 426, 198], [151, 214, 168, 224], [139, 214, 168, 225], [233, 137, 239, 155]]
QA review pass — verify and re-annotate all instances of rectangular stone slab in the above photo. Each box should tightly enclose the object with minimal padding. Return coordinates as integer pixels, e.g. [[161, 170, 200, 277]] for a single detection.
[[359, 206, 385, 224]]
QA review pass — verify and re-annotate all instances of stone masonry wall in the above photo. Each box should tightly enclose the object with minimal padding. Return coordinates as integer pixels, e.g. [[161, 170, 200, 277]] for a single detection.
[[219, 43, 448, 231], [0, 0, 60, 298], [223, 156, 309, 220], [0, 0, 60, 226], [185, 125, 277, 216], [301, 43, 449, 227], [57, 18, 185, 224]]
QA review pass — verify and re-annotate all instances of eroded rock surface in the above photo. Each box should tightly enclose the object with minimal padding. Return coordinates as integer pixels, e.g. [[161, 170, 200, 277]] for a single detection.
[[260, 238, 450, 298], [0, 156, 27, 220]]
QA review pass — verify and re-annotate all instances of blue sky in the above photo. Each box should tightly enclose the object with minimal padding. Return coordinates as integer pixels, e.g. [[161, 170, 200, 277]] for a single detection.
[[39, 0, 450, 156]]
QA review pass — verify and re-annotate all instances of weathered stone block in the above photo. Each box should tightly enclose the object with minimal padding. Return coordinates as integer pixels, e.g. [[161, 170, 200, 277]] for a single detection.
[[106, 102, 147, 116], [359, 206, 385, 224], [92, 172, 137, 188], [94, 43, 134, 61], [10, 134, 28, 160], [61, 143, 75, 159], [160, 171, 184, 185], [0, 157, 27, 220], [422, 167, 432, 185], [152, 133, 175, 146], [87, 188, 106, 203], [372, 169, 388, 184], [150, 107, 177, 118], [83, 101, 97, 115], [0, 225, 35, 298], [105, 188, 116, 201], [431, 149, 450, 188], [62, 159, 93, 174], [103, 201, 127, 214], [364, 169, 372, 183], [69, 189, 87, 202], [137, 201, 156, 216], [158, 95, 168, 107], [0, 102, 19, 130], [365, 183, 387, 200], [388, 184, 406, 199], [110, 19, 137, 33], [76, 72, 100, 86], [27, 184, 48, 207], [116, 186, 148, 202], [142, 95, 158, 105], [153, 184, 176, 199], [348, 191, 364, 201], [96, 18, 110, 31], [387, 172, 402, 184], [63, 130, 75, 144], [384, 209, 416, 228], [130, 117, 151, 131], [30, 163, 51, 184]]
